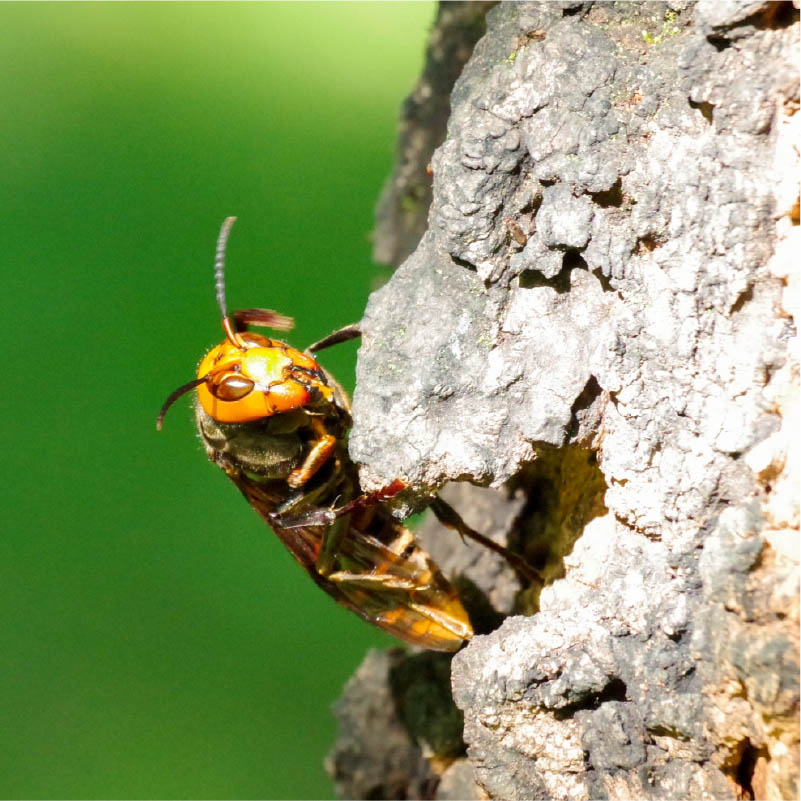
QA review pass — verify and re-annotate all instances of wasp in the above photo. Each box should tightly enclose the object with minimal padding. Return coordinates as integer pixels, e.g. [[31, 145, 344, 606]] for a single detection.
[[158, 218, 494, 649]]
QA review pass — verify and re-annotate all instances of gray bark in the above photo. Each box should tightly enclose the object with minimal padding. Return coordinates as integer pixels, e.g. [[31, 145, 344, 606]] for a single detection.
[[329, 2, 799, 799], [373, 0, 497, 267]]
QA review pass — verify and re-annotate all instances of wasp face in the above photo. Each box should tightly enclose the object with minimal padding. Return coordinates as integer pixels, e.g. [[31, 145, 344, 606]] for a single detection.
[[196, 332, 335, 425]]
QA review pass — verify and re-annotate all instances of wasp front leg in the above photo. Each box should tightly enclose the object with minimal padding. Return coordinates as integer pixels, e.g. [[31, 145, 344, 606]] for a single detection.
[[286, 417, 337, 488]]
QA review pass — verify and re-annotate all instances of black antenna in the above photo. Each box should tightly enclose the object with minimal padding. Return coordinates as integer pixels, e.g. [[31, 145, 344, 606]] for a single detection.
[[215, 216, 237, 320], [156, 376, 207, 430]]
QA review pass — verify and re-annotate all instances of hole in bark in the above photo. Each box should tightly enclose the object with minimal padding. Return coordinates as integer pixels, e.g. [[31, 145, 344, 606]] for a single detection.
[[730, 284, 753, 313], [558, 252, 615, 295], [519, 190, 543, 217], [513, 476, 559, 573], [519, 250, 592, 295], [562, 3, 586, 16], [764, 1, 800, 27], [590, 177, 625, 208], [708, 36, 732, 52], [675, 665, 697, 692], [519, 252, 576, 293], [453, 574, 506, 636], [567, 375, 603, 441], [389, 651, 466, 759], [602, 677, 628, 702], [592, 267, 615, 293], [704, 4, 797, 50], [451, 254, 476, 271], [553, 677, 628, 718], [735, 739, 768, 801], [507, 445, 609, 614], [689, 98, 715, 123], [562, 250, 586, 278], [743, 2, 800, 30], [637, 234, 665, 253]]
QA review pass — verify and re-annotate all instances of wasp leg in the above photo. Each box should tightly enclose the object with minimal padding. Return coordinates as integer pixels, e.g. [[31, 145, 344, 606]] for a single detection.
[[306, 514, 347, 577], [272, 496, 403, 582], [272, 479, 409, 582], [271, 458, 346, 520], [272, 491, 307, 517], [326, 570, 423, 591], [287, 418, 337, 488], [275, 479, 406, 529], [320, 522, 428, 590], [429, 496, 541, 583], [305, 323, 361, 355]]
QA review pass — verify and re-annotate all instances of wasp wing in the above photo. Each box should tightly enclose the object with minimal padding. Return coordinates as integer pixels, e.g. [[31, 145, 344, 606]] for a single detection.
[[232, 473, 472, 652]]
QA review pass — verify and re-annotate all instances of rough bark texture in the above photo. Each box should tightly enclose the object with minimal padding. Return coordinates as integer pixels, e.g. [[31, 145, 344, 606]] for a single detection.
[[330, 2, 799, 799], [373, 1, 498, 268]]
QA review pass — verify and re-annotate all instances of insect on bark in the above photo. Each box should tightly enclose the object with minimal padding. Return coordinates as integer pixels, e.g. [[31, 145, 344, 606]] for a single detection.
[[158, 218, 483, 650]]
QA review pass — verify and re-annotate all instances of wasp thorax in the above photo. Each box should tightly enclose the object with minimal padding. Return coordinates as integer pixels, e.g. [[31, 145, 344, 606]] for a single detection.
[[194, 401, 306, 479]]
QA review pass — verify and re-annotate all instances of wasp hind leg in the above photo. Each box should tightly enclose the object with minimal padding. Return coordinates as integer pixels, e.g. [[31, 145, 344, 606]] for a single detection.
[[325, 570, 422, 591], [429, 496, 540, 583], [317, 516, 428, 592]]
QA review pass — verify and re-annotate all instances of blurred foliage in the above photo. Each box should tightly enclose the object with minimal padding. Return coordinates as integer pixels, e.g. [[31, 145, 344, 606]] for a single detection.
[[0, 2, 433, 798]]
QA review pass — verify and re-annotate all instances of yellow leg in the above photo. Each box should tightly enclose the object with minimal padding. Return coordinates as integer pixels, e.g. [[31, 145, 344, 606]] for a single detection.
[[287, 418, 337, 488]]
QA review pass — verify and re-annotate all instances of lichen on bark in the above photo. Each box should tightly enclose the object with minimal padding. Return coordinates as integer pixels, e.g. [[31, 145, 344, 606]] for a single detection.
[[330, 2, 799, 799]]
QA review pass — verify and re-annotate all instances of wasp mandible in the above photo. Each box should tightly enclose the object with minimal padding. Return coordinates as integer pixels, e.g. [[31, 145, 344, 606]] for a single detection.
[[158, 218, 492, 650]]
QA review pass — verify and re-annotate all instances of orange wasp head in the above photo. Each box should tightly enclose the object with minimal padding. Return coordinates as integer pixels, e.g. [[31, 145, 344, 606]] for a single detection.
[[157, 217, 333, 429]]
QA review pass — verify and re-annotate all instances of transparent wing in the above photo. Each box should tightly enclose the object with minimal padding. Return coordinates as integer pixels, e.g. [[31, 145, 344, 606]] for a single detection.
[[234, 473, 472, 651]]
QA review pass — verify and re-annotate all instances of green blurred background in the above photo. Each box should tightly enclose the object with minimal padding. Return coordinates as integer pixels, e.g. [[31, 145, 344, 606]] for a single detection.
[[0, 2, 434, 797]]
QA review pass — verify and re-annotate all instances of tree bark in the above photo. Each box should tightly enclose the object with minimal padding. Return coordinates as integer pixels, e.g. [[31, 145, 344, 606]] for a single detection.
[[329, 2, 799, 799]]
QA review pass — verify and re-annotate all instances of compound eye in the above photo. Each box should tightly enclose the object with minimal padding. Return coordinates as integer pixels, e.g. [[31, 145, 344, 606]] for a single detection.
[[211, 374, 255, 401]]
